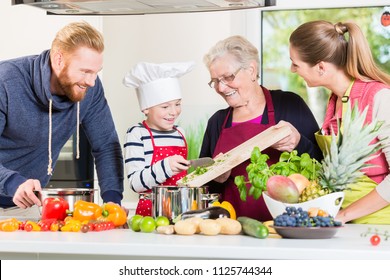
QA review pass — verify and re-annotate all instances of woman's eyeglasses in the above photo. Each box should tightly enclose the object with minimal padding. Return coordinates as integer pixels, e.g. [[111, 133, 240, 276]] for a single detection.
[[208, 68, 241, 89]]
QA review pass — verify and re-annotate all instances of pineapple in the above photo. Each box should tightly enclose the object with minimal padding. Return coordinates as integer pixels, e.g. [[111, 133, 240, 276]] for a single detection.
[[300, 103, 388, 202]]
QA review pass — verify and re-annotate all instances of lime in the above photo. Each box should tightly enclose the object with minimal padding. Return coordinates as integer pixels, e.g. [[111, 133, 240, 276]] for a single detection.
[[129, 214, 143, 232], [139, 216, 157, 233], [155, 216, 170, 227]]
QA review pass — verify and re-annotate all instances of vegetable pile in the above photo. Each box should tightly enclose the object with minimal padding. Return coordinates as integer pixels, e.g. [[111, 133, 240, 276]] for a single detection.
[[0, 198, 127, 233], [234, 148, 320, 201]]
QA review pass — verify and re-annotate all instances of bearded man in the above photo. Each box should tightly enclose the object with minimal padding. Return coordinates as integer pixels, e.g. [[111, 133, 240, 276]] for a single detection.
[[0, 22, 124, 214]]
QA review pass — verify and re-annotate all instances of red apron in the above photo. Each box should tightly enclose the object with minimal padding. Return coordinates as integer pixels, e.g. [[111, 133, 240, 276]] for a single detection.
[[135, 121, 188, 216], [212, 87, 280, 221]]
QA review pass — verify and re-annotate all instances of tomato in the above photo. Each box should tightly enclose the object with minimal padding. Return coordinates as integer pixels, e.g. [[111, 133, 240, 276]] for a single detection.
[[40, 223, 50, 231], [81, 224, 89, 233], [94, 223, 103, 232], [19, 220, 27, 230], [24, 223, 33, 232], [50, 222, 59, 232], [88, 223, 95, 231], [106, 221, 115, 230], [370, 235, 381, 246]]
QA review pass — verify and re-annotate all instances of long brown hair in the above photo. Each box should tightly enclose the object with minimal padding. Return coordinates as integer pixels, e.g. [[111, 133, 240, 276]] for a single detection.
[[289, 20, 390, 85]]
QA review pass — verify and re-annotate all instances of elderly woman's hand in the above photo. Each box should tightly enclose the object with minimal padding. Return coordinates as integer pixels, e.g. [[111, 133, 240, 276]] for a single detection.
[[214, 170, 231, 183], [271, 121, 301, 152]]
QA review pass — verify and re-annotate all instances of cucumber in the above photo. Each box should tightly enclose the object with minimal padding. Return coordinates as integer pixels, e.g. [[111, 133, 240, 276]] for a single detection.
[[237, 216, 269, 239]]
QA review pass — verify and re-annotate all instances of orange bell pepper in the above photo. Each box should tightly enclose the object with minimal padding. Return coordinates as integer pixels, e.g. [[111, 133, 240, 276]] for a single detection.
[[73, 200, 102, 222], [98, 203, 127, 226], [212, 201, 236, 220]]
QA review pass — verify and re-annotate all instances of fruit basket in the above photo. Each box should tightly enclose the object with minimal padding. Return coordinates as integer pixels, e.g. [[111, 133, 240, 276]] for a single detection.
[[263, 191, 344, 219]]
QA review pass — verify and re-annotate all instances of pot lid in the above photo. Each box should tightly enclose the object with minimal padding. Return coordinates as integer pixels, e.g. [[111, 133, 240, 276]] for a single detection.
[[13, 0, 275, 16]]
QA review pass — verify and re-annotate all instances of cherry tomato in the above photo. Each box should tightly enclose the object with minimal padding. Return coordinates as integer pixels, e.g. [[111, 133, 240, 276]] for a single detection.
[[107, 221, 115, 230], [94, 223, 103, 232], [370, 235, 381, 246], [19, 221, 27, 230], [24, 223, 33, 232], [40, 223, 50, 231], [81, 224, 89, 233], [50, 222, 59, 232], [88, 223, 95, 231]]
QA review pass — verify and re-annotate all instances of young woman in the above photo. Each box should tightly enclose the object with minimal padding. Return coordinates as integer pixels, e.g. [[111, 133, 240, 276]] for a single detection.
[[290, 20, 390, 224]]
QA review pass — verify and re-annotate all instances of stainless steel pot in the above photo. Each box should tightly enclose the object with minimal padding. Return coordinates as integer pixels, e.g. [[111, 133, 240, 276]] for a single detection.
[[35, 188, 97, 211], [141, 186, 219, 221]]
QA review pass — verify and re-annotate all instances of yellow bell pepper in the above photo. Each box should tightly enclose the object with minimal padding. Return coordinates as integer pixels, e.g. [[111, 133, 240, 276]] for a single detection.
[[212, 201, 236, 220]]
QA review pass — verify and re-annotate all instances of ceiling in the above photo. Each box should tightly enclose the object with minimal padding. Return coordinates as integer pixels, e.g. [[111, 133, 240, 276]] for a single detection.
[[12, 0, 276, 16]]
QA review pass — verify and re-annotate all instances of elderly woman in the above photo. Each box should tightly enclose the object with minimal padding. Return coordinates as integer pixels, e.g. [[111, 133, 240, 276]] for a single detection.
[[199, 35, 322, 221]]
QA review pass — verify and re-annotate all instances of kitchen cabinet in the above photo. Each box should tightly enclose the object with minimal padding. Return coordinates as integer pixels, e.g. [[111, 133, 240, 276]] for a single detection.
[[0, 223, 389, 259]]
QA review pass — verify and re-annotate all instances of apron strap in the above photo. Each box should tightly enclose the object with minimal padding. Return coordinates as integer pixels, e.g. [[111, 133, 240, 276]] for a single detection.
[[340, 79, 355, 134]]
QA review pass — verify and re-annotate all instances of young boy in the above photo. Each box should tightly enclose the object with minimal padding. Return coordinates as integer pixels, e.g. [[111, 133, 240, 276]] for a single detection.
[[123, 61, 195, 216]]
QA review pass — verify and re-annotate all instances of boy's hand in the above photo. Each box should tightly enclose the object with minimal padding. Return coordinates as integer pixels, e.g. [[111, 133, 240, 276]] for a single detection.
[[168, 155, 190, 175]]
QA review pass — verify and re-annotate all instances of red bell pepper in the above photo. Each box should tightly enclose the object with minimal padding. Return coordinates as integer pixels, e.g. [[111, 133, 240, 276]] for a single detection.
[[41, 197, 69, 221]]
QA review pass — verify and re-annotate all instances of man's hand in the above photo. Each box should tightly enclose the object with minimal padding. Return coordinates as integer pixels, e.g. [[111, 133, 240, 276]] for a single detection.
[[13, 179, 42, 208]]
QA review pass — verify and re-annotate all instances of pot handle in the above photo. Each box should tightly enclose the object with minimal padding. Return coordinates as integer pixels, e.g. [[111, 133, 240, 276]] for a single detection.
[[201, 193, 220, 204], [139, 192, 153, 201]]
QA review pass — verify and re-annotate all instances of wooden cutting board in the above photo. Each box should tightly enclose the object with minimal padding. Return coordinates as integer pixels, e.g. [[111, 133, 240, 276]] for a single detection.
[[178, 125, 292, 187]]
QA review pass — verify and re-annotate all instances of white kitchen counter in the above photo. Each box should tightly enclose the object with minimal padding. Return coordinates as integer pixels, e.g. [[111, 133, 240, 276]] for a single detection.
[[1, 223, 389, 260]]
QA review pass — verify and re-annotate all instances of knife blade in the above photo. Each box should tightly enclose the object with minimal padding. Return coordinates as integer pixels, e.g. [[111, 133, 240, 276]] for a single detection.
[[189, 157, 215, 168]]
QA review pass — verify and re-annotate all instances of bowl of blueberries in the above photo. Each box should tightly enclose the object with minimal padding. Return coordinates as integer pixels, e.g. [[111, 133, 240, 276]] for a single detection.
[[271, 206, 343, 239]]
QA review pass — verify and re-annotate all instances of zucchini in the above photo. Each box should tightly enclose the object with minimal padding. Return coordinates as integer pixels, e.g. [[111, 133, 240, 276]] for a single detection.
[[237, 216, 269, 239], [173, 206, 230, 223]]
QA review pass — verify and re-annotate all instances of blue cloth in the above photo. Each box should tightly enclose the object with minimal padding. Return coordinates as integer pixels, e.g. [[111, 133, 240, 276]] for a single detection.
[[0, 50, 123, 206]]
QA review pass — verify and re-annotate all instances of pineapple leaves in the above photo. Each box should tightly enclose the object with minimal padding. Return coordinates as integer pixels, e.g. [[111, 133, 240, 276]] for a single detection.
[[319, 103, 389, 191]]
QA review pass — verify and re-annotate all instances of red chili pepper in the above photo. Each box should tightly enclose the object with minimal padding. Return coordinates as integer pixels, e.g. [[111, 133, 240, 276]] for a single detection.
[[41, 197, 69, 221]]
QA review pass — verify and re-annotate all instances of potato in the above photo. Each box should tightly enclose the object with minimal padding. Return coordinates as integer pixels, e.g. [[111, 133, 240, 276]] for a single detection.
[[199, 219, 221, 236], [156, 225, 175, 235], [216, 217, 242, 235], [174, 220, 197, 235], [185, 217, 203, 233]]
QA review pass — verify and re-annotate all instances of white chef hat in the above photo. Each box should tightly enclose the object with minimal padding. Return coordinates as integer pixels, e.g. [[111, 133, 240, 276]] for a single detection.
[[123, 61, 195, 111]]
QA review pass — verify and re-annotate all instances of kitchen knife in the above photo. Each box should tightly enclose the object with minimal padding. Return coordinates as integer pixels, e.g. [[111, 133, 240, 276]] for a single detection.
[[189, 157, 215, 168]]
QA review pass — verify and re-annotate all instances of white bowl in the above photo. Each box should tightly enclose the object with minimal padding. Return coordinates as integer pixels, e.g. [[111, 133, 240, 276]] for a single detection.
[[263, 191, 344, 218]]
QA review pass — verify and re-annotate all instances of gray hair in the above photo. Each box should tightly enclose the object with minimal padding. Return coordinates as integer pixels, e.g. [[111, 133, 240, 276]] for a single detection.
[[203, 35, 260, 77]]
